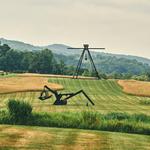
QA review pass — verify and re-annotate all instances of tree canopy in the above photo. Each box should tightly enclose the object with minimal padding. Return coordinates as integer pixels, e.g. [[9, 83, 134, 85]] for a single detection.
[[0, 44, 150, 79]]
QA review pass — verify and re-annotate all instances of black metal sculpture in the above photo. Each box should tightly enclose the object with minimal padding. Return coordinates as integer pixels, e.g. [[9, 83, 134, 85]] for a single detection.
[[39, 85, 95, 106], [68, 44, 105, 79]]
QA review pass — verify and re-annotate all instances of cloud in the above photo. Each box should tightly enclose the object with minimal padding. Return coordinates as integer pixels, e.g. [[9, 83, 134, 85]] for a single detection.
[[0, 0, 150, 58]]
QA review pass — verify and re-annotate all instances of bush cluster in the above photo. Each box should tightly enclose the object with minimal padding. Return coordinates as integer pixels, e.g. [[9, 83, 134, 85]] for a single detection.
[[7, 99, 32, 124]]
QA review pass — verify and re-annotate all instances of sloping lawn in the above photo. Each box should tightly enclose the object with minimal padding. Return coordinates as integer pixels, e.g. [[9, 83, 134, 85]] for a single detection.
[[0, 125, 150, 150], [0, 78, 150, 114]]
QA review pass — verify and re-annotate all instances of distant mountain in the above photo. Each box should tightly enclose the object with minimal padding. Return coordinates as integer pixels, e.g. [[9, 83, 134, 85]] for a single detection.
[[43, 44, 81, 55], [0, 38, 81, 55], [0, 38, 150, 65], [0, 38, 41, 51], [96, 52, 150, 65]]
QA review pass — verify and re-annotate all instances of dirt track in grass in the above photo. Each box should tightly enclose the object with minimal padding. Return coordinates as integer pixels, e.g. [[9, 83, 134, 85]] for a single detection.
[[0, 76, 63, 94], [18, 73, 97, 80]]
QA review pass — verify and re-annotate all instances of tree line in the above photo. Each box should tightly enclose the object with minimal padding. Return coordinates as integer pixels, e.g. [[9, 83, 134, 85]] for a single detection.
[[0, 43, 150, 80], [0, 44, 73, 75]]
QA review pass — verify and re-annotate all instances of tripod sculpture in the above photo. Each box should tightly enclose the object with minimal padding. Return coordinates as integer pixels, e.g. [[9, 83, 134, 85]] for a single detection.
[[68, 44, 105, 79]]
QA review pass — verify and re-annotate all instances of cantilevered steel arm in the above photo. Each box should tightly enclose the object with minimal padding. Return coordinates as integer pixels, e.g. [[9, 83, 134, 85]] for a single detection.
[[39, 85, 59, 100], [43, 85, 58, 95], [68, 48, 105, 50], [61, 90, 95, 105]]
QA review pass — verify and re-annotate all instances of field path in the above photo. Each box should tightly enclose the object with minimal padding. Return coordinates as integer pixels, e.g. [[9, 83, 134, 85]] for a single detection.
[[18, 73, 96, 80]]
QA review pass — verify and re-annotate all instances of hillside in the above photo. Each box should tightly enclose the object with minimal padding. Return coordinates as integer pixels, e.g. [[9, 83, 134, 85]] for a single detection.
[[0, 38, 74, 54], [0, 75, 150, 149], [1, 76, 150, 114], [55, 53, 150, 75], [0, 42, 150, 75], [0, 38, 150, 65], [0, 38, 41, 51]]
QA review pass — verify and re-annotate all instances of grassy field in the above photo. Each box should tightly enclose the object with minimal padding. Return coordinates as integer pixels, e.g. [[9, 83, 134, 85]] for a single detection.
[[0, 77, 150, 114], [1, 76, 150, 149], [118, 80, 150, 97], [0, 76, 62, 94], [0, 125, 150, 150]]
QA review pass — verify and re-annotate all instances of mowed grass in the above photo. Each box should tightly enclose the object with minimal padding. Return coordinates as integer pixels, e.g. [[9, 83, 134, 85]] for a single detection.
[[0, 125, 150, 150], [0, 78, 150, 114], [1, 77, 150, 149]]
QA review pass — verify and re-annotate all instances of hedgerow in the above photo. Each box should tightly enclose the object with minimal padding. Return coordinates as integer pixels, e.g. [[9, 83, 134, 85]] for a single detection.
[[0, 100, 150, 135]]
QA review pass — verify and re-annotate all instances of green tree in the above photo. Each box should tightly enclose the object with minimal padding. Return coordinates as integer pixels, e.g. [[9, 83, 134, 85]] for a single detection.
[[29, 49, 54, 74], [4, 50, 23, 72], [0, 44, 11, 56]]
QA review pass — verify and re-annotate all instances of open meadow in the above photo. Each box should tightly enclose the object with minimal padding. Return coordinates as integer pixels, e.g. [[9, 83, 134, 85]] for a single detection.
[[118, 80, 150, 97], [0, 125, 150, 150], [0, 76, 63, 94], [1, 75, 150, 149], [0, 76, 150, 114]]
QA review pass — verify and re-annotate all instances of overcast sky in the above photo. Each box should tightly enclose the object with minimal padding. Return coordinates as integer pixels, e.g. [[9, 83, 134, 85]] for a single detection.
[[0, 0, 150, 58]]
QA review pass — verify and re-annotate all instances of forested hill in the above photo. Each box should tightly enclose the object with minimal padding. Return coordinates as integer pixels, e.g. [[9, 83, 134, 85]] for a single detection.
[[0, 43, 150, 76], [0, 38, 78, 55], [0, 38, 150, 65]]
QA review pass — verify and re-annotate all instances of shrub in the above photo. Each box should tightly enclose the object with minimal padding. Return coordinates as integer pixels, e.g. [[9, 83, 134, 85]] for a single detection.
[[80, 111, 100, 129], [132, 114, 150, 122], [0, 109, 10, 124], [140, 100, 150, 105], [103, 112, 129, 120], [7, 99, 32, 124]]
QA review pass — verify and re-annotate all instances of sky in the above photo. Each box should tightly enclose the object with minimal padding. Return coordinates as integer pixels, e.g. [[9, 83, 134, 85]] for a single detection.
[[0, 0, 150, 58]]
